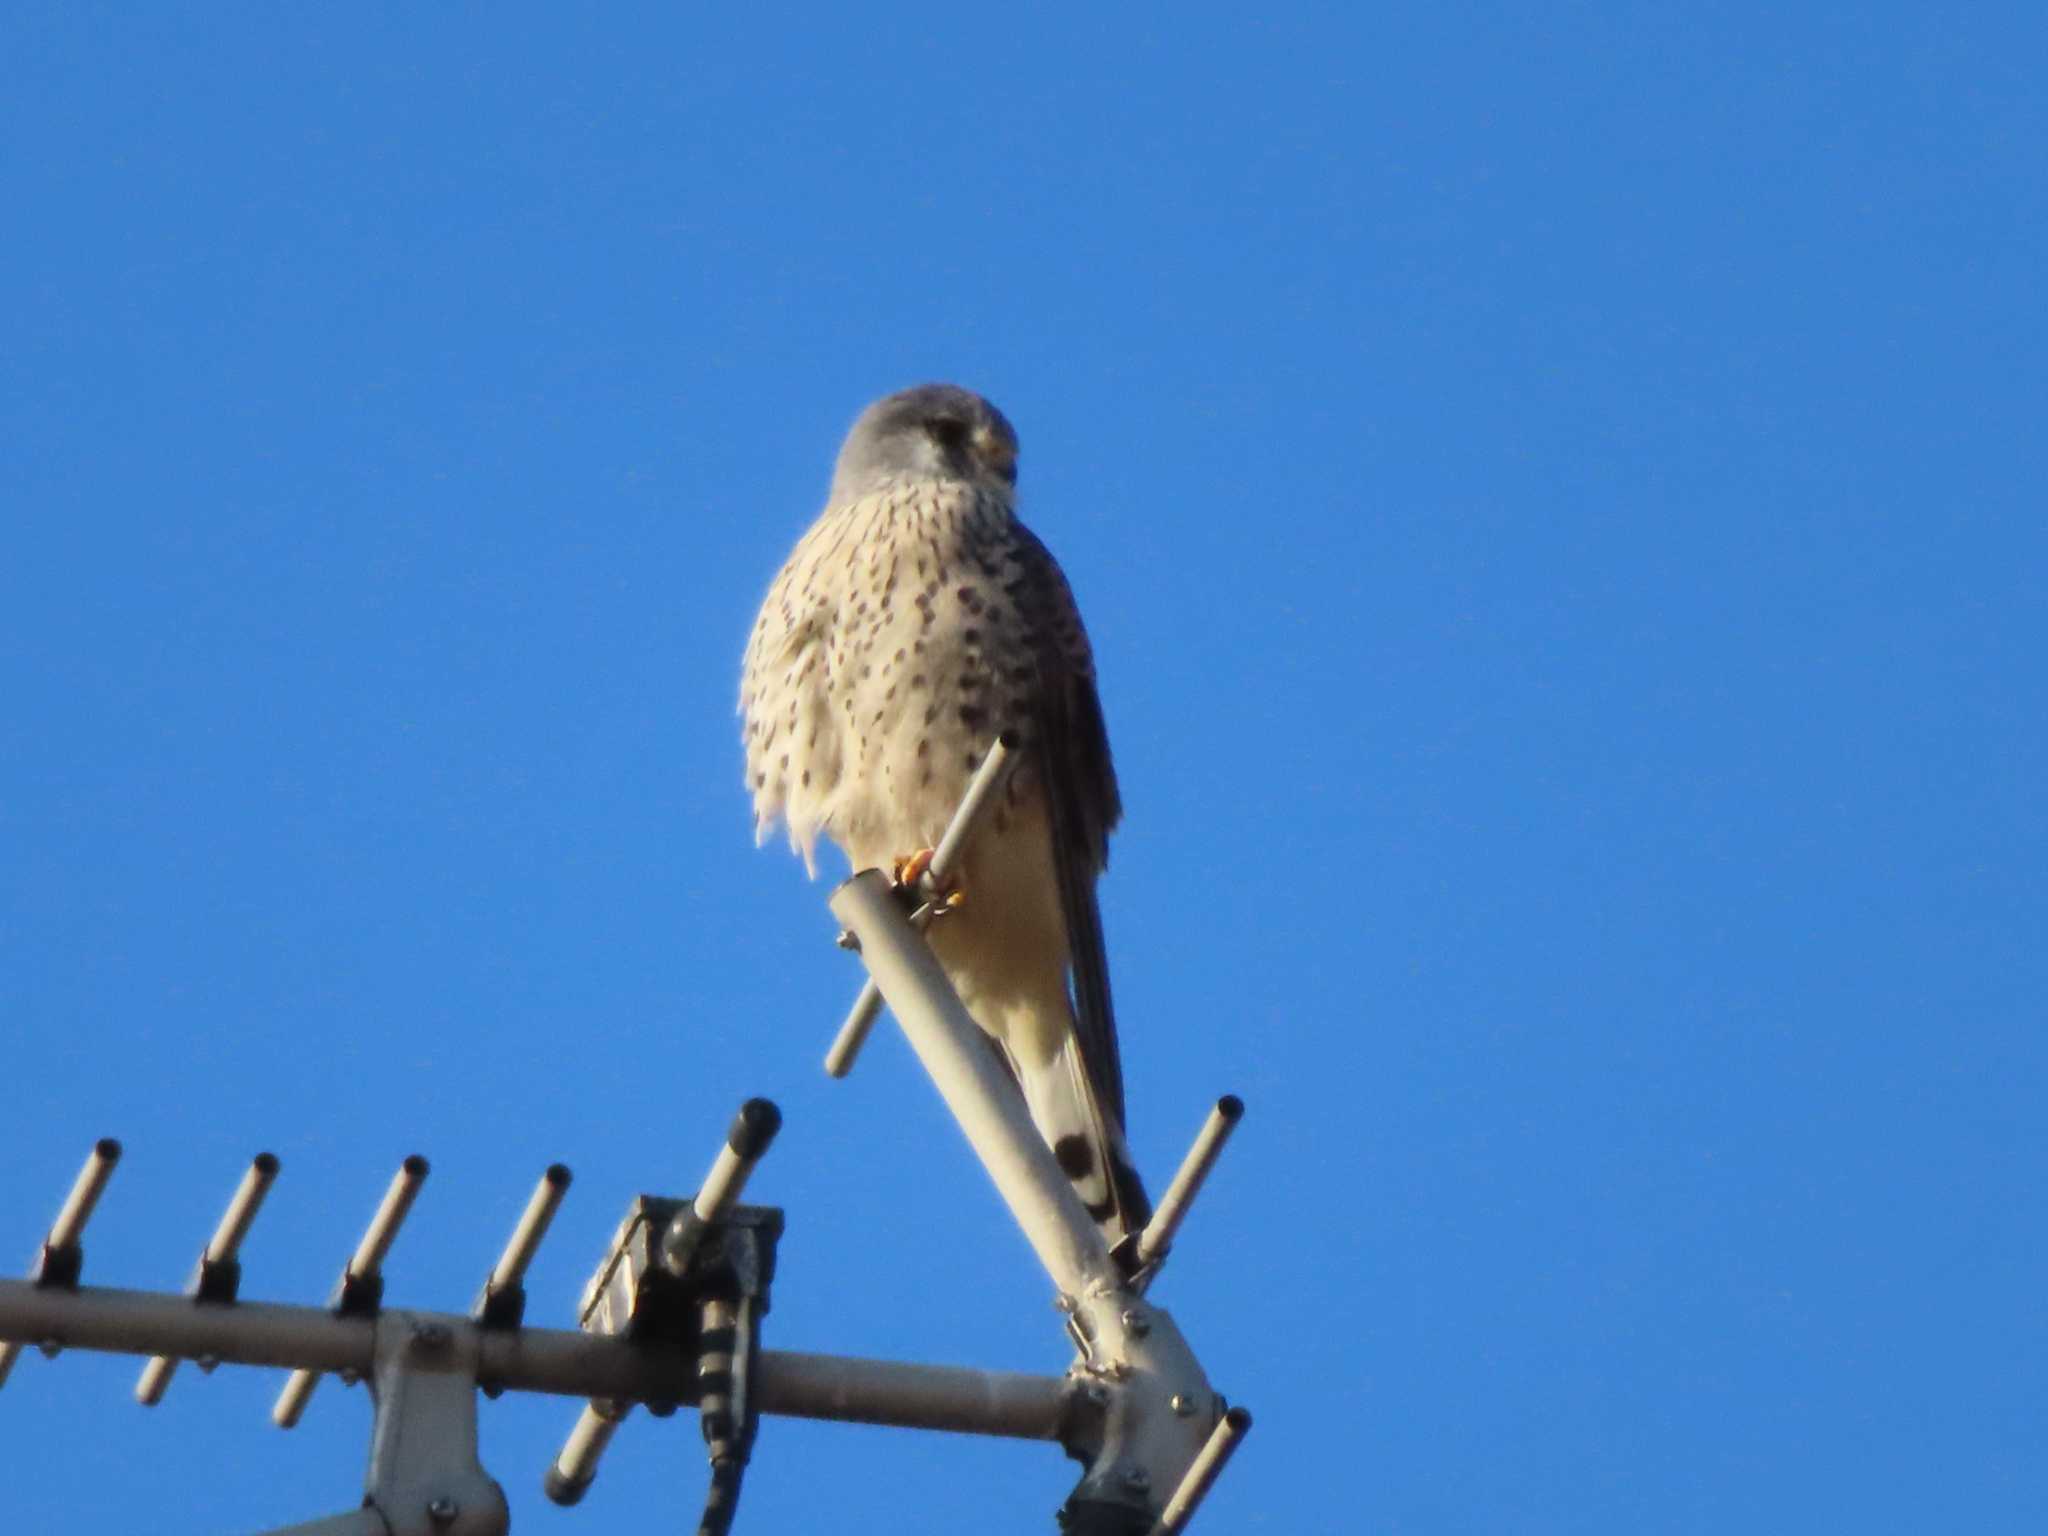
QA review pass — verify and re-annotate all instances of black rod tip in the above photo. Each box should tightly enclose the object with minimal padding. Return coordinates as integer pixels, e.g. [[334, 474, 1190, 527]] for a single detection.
[[252, 1151, 281, 1176], [93, 1137, 123, 1162], [544, 1162, 572, 1189], [543, 1466, 592, 1507], [727, 1099, 782, 1160], [1216, 1095, 1245, 1122], [1224, 1405, 1253, 1432], [401, 1153, 430, 1179]]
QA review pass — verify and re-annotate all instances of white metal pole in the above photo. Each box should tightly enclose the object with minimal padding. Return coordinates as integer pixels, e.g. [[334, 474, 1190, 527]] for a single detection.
[[46, 1138, 123, 1252], [824, 734, 1019, 1077], [0, 1138, 122, 1388], [486, 1164, 570, 1295], [275, 1154, 428, 1428], [828, 869, 1117, 1299], [661, 1099, 781, 1274], [1135, 1096, 1242, 1272], [0, 1280, 1073, 1439], [1148, 1406, 1252, 1534], [138, 1150, 281, 1405]]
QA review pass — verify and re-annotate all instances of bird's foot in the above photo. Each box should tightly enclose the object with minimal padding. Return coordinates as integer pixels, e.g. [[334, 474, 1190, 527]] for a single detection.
[[892, 848, 968, 914], [892, 848, 936, 889]]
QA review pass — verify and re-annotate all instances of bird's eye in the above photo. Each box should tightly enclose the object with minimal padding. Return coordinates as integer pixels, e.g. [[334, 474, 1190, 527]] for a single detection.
[[928, 416, 970, 450]]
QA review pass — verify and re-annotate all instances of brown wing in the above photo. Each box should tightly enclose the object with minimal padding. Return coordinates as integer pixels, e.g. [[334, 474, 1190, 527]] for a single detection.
[[1013, 523, 1128, 1126]]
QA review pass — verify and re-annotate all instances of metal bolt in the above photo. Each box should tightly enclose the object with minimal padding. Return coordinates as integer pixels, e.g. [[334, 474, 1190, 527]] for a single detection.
[[1084, 1382, 1110, 1406], [835, 929, 861, 951], [412, 1320, 451, 1348], [339, 1368, 360, 1387], [196, 1353, 221, 1374], [1124, 1468, 1151, 1492], [36, 1338, 62, 1359], [1120, 1308, 1151, 1337], [427, 1495, 459, 1524], [1170, 1392, 1196, 1417]]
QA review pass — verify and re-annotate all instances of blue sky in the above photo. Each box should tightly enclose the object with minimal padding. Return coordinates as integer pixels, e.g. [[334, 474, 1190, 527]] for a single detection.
[[4, 4, 2044, 1532]]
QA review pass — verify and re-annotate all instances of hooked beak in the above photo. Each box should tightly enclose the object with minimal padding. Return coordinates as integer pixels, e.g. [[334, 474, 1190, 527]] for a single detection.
[[976, 428, 1017, 484]]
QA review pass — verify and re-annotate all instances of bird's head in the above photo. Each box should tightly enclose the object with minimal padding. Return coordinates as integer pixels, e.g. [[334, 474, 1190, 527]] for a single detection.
[[829, 384, 1019, 501]]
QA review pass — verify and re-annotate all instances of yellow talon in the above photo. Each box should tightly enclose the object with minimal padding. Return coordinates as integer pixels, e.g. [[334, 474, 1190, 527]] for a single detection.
[[893, 847, 936, 888], [892, 848, 968, 913]]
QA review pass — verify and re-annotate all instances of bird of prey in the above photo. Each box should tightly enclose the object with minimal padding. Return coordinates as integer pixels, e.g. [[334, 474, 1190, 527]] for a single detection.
[[741, 384, 1148, 1247]]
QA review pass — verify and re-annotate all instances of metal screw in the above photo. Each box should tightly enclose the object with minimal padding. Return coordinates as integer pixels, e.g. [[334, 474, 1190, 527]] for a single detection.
[[1170, 1392, 1196, 1417], [411, 1321, 452, 1351], [427, 1495, 459, 1523], [1124, 1468, 1151, 1492], [1120, 1308, 1151, 1337], [196, 1353, 221, 1374], [1083, 1381, 1110, 1405], [835, 929, 861, 951], [36, 1338, 62, 1359]]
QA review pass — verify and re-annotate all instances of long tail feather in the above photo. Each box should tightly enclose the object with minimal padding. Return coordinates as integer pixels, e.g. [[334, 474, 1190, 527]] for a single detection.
[[1017, 1035, 1150, 1245]]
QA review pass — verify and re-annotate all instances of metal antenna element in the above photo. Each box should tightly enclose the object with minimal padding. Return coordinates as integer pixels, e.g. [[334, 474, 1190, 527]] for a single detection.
[[662, 1098, 782, 1276], [1, 735, 1253, 1531], [0, 1274, 1072, 1422], [349, 1155, 432, 1281], [137, 1151, 281, 1405], [1, 1098, 1249, 1531], [0, 1137, 120, 1388], [274, 1154, 428, 1429], [542, 1396, 630, 1508], [824, 731, 1018, 1077], [473, 1163, 571, 1334], [43, 1137, 122, 1262], [1148, 1407, 1253, 1536], [1134, 1097, 1244, 1276], [547, 1099, 785, 1509]]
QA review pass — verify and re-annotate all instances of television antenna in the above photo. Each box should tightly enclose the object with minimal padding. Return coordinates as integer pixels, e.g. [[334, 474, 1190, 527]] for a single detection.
[[0, 738, 1250, 1533]]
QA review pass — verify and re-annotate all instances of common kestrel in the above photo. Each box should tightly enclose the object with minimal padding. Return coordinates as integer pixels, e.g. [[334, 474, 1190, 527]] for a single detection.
[[741, 384, 1147, 1246]]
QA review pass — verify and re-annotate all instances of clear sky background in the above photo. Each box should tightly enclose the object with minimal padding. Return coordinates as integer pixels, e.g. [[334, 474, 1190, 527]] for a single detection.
[[3, 5, 2043, 1533]]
